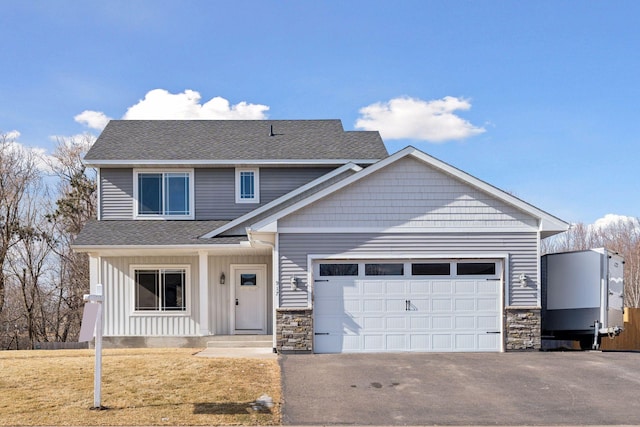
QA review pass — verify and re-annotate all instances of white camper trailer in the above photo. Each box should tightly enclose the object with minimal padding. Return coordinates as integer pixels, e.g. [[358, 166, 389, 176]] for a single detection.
[[542, 248, 624, 349]]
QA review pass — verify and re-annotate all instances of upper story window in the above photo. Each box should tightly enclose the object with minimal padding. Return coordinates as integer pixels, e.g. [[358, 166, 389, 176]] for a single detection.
[[134, 170, 194, 219], [235, 168, 260, 203]]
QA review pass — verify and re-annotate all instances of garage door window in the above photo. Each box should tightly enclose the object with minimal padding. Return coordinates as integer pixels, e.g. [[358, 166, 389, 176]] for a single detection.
[[412, 263, 451, 276], [319, 263, 358, 276], [457, 262, 496, 275], [365, 263, 404, 276]]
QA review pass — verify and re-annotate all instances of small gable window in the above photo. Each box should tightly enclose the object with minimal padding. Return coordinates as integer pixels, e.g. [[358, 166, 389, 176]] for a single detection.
[[236, 168, 260, 203], [135, 170, 193, 219]]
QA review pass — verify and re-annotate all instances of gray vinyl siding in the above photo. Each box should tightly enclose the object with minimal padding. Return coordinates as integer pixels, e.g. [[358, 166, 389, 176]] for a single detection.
[[100, 254, 272, 336], [278, 232, 539, 308], [222, 168, 359, 236], [100, 168, 133, 219], [195, 168, 236, 219], [261, 167, 333, 205], [281, 157, 538, 230], [195, 167, 333, 220], [208, 254, 273, 335], [99, 166, 333, 221]]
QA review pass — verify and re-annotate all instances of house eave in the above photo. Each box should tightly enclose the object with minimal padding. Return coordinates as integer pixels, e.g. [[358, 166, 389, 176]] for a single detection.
[[72, 241, 267, 257], [83, 159, 380, 168]]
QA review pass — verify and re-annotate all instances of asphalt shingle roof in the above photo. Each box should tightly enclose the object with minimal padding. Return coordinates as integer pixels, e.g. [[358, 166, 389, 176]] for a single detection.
[[73, 220, 246, 247], [84, 120, 387, 162]]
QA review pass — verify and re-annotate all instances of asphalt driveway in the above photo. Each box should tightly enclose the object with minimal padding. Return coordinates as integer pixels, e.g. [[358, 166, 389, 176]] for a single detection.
[[280, 351, 640, 425]]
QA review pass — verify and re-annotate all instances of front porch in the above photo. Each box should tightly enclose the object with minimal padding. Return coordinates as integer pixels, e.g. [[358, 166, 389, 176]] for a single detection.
[[87, 246, 275, 339]]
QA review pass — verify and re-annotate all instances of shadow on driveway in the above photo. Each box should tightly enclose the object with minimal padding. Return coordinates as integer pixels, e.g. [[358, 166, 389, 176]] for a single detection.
[[280, 351, 640, 425]]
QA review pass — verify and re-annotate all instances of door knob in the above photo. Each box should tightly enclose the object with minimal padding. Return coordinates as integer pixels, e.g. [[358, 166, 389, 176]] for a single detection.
[[235, 298, 239, 306]]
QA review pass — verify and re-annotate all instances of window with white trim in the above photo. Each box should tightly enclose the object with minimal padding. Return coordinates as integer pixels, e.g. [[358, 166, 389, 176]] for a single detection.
[[135, 170, 193, 218], [133, 267, 188, 312], [235, 168, 259, 203]]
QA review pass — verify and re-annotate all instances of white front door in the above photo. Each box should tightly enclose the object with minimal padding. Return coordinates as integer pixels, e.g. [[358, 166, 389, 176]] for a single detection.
[[231, 264, 267, 333]]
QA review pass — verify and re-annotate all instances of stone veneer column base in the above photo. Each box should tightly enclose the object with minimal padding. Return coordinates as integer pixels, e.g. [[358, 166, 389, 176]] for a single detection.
[[276, 308, 313, 354], [505, 307, 541, 351]]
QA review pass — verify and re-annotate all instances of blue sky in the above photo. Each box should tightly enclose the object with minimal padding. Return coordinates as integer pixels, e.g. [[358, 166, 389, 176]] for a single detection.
[[2, 1, 638, 224]]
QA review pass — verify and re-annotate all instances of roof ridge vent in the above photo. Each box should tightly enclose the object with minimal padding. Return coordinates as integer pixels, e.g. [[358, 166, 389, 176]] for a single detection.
[[269, 124, 274, 137]]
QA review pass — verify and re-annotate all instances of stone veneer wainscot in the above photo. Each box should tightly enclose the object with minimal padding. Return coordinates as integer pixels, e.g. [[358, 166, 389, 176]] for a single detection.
[[506, 307, 541, 350], [276, 308, 313, 353]]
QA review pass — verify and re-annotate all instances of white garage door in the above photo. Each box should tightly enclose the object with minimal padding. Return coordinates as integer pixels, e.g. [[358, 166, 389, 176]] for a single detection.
[[313, 260, 502, 353]]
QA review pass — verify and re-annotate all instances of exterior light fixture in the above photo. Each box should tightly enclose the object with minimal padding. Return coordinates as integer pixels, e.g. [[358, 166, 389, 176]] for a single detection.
[[220, 272, 226, 285]]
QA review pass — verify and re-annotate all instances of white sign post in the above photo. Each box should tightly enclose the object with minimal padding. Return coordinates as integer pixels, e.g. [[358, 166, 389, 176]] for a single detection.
[[79, 284, 103, 409]]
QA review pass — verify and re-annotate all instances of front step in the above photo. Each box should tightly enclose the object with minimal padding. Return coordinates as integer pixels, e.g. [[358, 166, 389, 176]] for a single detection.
[[207, 335, 273, 349]]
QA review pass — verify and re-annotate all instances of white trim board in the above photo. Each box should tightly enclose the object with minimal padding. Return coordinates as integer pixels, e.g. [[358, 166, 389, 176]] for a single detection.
[[277, 226, 539, 234]]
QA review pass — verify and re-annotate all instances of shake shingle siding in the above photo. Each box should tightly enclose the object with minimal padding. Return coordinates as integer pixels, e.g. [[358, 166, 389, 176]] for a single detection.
[[281, 157, 538, 230]]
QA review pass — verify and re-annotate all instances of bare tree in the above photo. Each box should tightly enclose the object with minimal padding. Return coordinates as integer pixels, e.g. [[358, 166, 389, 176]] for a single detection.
[[46, 135, 96, 341], [543, 217, 640, 308], [595, 218, 640, 308], [0, 133, 41, 315]]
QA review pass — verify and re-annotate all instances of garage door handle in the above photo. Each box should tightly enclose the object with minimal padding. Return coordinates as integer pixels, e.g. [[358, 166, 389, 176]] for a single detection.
[[486, 331, 500, 334], [315, 279, 329, 282], [315, 332, 330, 335]]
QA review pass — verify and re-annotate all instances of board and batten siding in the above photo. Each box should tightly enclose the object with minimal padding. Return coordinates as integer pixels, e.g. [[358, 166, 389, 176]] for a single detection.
[[195, 167, 333, 220], [279, 232, 540, 308], [207, 254, 273, 335], [100, 168, 133, 219], [99, 254, 273, 336], [100, 256, 200, 336], [280, 156, 538, 231]]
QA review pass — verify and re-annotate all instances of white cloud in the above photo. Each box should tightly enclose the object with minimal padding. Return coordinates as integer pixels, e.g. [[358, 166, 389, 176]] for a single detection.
[[72, 89, 270, 133], [355, 96, 486, 142], [5, 129, 21, 140], [74, 110, 112, 130], [1, 129, 50, 172], [122, 89, 269, 120], [592, 214, 640, 231]]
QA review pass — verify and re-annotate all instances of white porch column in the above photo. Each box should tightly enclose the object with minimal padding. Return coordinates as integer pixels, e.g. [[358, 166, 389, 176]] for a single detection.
[[198, 251, 210, 336], [88, 253, 101, 294]]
